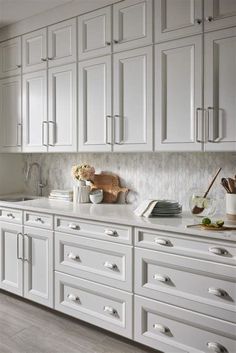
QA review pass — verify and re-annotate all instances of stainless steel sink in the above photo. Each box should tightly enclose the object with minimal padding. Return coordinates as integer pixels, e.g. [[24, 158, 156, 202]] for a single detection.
[[0, 197, 37, 202]]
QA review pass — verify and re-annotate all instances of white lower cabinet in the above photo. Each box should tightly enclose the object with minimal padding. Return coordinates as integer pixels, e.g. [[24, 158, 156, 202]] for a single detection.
[[135, 295, 236, 353], [55, 271, 133, 338]]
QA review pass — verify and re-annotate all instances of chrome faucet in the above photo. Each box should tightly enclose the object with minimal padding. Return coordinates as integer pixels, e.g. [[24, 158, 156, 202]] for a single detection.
[[25, 162, 47, 196]]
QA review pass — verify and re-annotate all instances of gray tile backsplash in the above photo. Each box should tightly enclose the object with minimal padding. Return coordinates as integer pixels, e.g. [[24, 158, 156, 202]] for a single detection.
[[23, 152, 236, 212]]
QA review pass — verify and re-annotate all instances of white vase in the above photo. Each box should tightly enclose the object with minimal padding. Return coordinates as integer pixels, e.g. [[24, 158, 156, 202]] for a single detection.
[[77, 180, 90, 203]]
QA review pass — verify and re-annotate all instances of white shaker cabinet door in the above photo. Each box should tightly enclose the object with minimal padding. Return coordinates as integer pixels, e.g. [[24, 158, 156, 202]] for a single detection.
[[79, 56, 112, 152], [22, 28, 47, 73], [113, 46, 153, 152], [0, 76, 22, 152], [48, 18, 76, 67], [155, 0, 203, 42], [205, 28, 236, 151], [22, 71, 48, 152], [24, 227, 53, 308], [113, 0, 153, 52], [0, 222, 23, 296], [48, 64, 77, 152], [78, 7, 112, 60], [204, 0, 236, 32], [0, 37, 21, 78], [155, 36, 203, 152]]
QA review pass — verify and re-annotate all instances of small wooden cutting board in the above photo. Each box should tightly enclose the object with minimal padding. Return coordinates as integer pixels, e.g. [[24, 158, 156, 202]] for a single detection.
[[91, 173, 129, 203], [187, 224, 236, 231]]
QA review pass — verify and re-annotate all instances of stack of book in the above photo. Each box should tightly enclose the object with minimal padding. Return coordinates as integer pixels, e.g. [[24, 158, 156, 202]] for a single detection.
[[134, 199, 182, 217], [49, 190, 73, 202]]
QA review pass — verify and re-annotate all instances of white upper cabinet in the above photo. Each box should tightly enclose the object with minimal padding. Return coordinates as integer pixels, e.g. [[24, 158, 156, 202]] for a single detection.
[[22, 28, 47, 73], [113, 0, 153, 52], [78, 7, 112, 60], [113, 46, 153, 152], [204, 0, 236, 32], [48, 18, 76, 67], [48, 63, 77, 152], [0, 76, 22, 152], [0, 37, 21, 78], [22, 70, 47, 152], [155, 0, 203, 42], [79, 56, 112, 152], [24, 227, 53, 307], [155, 36, 203, 152], [204, 28, 236, 151]]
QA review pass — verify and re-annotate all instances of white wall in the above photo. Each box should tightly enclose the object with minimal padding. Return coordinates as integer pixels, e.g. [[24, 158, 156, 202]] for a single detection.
[[0, 154, 24, 195]]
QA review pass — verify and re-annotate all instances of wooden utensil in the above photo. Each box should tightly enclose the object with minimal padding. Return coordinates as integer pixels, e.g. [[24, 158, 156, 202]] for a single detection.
[[91, 173, 129, 203], [221, 178, 231, 193], [192, 167, 222, 215], [227, 178, 236, 193]]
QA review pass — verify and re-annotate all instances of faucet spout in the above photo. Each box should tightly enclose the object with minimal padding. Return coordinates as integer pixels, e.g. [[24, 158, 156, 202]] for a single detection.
[[25, 162, 47, 197]]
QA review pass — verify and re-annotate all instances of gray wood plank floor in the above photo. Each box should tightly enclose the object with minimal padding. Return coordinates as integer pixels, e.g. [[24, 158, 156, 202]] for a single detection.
[[0, 290, 159, 353]]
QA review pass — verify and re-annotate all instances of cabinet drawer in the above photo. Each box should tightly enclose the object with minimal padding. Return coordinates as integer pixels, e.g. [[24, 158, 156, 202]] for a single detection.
[[135, 228, 236, 266], [55, 272, 132, 338], [0, 208, 22, 224], [135, 248, 236, 322], [135, 295, 236, 353], [55, 232, 132, 291], [24, 212, 53, 229], [55, 216, 132, 244]]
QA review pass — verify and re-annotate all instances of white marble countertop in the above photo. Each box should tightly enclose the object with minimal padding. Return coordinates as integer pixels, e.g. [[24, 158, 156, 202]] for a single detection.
[[0, 194, 235, 242]]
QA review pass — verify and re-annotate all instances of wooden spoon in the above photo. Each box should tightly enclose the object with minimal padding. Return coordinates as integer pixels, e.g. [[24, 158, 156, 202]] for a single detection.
[[221, 178, 231, 193], [227, 178, 236, 194], [192, 168, 222, 215]]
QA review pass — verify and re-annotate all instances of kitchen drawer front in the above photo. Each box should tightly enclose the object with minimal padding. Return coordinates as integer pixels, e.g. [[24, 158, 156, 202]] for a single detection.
[[135, 228, 236, 266], [0, 208, 22, 224], [135, 295, 236, 353], [55, 216, 132, 244], [135, 248, 236, 321], [24, 211, 53, 230], [55, 272, 133, 338], [55, 232, 132, 291]]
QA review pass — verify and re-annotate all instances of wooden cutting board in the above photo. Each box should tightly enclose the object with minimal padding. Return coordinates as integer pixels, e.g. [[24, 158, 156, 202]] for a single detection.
[[187, 224, 236, 231], [91, 173, 129, 203]]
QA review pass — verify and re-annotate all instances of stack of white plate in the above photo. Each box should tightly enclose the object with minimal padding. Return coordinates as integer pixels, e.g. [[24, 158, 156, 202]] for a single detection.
[[151, 200, 182, 217], [49, 189, 73, 202]]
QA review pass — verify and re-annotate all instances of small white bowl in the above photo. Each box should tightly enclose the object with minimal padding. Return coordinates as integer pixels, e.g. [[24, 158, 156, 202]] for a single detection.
[[89, 189, 103, 204]]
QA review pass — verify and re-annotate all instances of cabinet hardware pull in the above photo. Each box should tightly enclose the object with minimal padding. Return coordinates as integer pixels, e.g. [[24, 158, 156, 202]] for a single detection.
[[24, 234, 30, 262], [17, 233, 23, 260], [196, 108, 204, 143], [106, 41, 111, 46], [69, 223, 79, 230], [104, 261, 117, 270], [207, 342, 227, 353], [48, 121, 56, 146], [42, 121, 48, 146], [208, 287, 227, 297], [104, 229, 117, 236], [17, 123, 22, 147], [155, 238, 170, 246], [35, 217, 44, 223], [105, 115, 113, 145], [103, 306, 117, 315], [48, 57, 54, 60], [114, 115, 124, 144], [67, 252, 80, 261], [209, 247, 228, 256], [7, 213, 15, 219], [113, 40, 119, 44], [67, 294, 80, 302], [206, 16, 214, 22], [207, 107, 223, 143], [153, 274, 170, 282], [153, 323, 169, 334], [16, 64, 21, 68], [41, 58, 47, 62], [195, 18, 202, 24]]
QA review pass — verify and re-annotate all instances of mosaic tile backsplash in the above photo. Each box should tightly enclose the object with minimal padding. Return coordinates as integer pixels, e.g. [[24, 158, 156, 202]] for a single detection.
[[23, 152, 236, 212]]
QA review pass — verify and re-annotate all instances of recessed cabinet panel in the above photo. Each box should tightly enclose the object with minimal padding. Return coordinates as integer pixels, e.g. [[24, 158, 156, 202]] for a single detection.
[[0, 37, 21, 78], [155, 0, 203, 42], [204, 0, 236, 32], [113, 0, 153, 52], [24, 227, 53, 307], [22, 28, 47, 73], [22, 71, 47, 152], [78, 7, 111, 60], [113, 46, 153, 152], [48, 18, 76, 67], [0, 222, 23, 296], [0, 76, 22, 152], [79, 56, 112, 152], [48, 64, 77, 152], [155, 36, 203, 151], [205, 28, 236, 151]]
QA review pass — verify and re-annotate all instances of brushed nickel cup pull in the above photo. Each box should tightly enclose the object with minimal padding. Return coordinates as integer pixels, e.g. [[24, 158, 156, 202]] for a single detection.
[[106, 41, 111, 46], [104, 261, 117, 270], [35, 217, 44, 223], [103, 306, 117, 315], [67, 252, 80, 260], [67, 293, 80, 302], [113, 40, 119, 44], [153, 274, 170, 283], [16, 64, 21, 68], [7, 213, 15, 219], [104, 229, 117, 236], [153, 323, 169, 334], [195, 18, 202, 24], [206, 16, 214, 22], [41, 58, 47, 62], [208, 287, 227, 297], [155, 238, 170, 246], [207, 342, 227, 353], [209, 247, 228, 256], [69, 223, 79, 230]]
